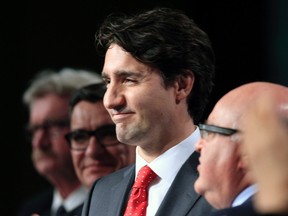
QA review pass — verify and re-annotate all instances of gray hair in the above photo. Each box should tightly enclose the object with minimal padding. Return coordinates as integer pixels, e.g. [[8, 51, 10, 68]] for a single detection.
[[23, 67, 103, 107]]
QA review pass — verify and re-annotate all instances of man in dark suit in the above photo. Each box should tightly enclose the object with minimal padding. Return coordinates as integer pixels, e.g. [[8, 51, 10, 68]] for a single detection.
[[194, 82, 288, 216], [17, 188, 83, 216], [18, 68, 102, 216], [81, 7, 215, 216]]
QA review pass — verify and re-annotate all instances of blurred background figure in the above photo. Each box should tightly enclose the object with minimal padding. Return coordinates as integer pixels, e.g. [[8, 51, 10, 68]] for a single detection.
[[17, 68, 102, 216], [241, 91, 288, 215], [194, 82, 288, 216], [65, 83, 135, 190]]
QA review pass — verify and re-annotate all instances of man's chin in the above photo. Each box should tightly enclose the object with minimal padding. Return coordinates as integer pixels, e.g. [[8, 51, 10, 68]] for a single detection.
[[35, 160, 56, 174], [84, 167, 115, 179], [194, 179, 204, 195]]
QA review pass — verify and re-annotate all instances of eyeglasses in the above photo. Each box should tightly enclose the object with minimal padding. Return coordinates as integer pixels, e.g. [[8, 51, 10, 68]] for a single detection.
[[198, 123, 238, 140], [65, 124, 119, 151], [26, 119, 70, 141]]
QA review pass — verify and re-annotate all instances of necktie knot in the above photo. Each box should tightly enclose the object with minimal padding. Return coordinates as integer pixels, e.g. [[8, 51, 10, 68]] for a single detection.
[[124, 165, 158, 216], [134, 165, 157, 188]]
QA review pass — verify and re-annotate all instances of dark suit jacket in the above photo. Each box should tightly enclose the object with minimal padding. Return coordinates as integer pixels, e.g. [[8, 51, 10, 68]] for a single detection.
[[17, 188, 83, 216], [209, 197, 258, 216], [209, 197, 285, 216], [81, 152, 214, 216]]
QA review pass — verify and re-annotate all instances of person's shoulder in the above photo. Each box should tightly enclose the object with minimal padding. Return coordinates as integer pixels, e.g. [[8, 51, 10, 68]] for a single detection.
[[17, 188, 53, 216], [209, 199, 256, 216], [88, 164, 135, 193], [20, 187, 53, 204], [98, 164, 134, 184]]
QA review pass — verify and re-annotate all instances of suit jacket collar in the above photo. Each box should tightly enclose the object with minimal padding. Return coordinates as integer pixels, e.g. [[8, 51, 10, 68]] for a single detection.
[[108, 152, 201, 216], [155, 151, 201, 216], [109, 165, 135, 216]]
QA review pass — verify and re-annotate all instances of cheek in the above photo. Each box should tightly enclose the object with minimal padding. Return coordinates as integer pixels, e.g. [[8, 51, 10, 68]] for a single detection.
[[200, 146, 223, 176], [71, 152, 83, 172], [201, 145, 237, 182]]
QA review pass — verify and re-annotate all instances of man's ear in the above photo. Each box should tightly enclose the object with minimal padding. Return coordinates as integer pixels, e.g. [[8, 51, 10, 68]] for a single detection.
[[237, 141, 250, 173], [237, 155, 248, 171], [237, 152, 256, 183], [175, 70, 195, 102]]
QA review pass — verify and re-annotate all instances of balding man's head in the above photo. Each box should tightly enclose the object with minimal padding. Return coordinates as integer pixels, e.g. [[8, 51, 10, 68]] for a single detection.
[[194, 81, 287, 209], [209, 82, 288, 128]]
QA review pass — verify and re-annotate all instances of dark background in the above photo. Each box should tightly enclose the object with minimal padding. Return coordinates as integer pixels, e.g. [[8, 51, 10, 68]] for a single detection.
[[3, 0, 287, 215]]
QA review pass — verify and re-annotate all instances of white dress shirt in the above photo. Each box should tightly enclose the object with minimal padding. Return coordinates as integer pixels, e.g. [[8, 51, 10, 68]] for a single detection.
[[51, 185, 87, 216], [232, 184, 258, 207], [134, 127, 200, 216]]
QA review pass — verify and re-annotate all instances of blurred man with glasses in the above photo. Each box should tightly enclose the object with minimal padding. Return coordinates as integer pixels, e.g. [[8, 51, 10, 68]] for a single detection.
[[194, 81, 288, 216], [18, 68, 102, 216], [66, 83, 135, 190]]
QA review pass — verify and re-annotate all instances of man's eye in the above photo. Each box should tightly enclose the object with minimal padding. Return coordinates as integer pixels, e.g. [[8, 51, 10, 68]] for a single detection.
[[103, 78, 110, 85], [73, 133, 89, 142], [123, 78, 137, 84]]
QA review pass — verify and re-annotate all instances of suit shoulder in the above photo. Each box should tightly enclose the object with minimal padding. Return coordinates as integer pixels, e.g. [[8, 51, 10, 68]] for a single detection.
[[96, 164, 134, 185], [16, 188, 53, 216]]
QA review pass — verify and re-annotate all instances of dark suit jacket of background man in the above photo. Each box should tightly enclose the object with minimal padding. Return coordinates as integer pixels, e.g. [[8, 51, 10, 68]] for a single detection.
[[81, 152, 214, 216], [17, 188, 83, 216], [208, 197, 278, 216]]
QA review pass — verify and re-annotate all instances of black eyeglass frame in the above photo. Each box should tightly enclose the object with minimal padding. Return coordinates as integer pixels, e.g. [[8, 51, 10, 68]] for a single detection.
[[65, 124, 119, 151], [198, 123, 238, 136], [25, 119, 70, 140]]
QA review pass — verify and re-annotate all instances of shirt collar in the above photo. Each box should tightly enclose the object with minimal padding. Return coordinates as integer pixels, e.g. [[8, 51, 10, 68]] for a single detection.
[[52, 185, 87, 212], [232, 184, 258, 207], [135, 127, 200, 184]]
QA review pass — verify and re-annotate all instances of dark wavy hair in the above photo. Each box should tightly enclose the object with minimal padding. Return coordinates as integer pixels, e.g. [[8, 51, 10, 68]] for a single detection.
[[95, 7, 215, 124], [68, 83, 106, 115]]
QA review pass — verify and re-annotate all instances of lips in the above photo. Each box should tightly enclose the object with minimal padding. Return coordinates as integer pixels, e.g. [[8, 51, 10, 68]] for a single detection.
[[84, 160, 115, 170], [111, 112, 133, 123], [84, 163, 115, 175]]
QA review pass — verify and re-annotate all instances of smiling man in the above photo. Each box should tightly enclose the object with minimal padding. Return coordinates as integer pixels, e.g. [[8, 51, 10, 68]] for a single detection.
[[66, 83, 135, 190], [81, 7, 215, 216]]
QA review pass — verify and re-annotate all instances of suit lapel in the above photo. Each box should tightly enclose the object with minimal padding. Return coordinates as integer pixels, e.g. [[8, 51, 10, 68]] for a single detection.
[[107, 165, 135, 216], [155, 152, 201, 216]]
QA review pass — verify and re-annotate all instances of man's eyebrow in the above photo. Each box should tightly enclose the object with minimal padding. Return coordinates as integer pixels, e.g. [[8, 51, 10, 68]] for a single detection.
[[102, 70, 143, 78]]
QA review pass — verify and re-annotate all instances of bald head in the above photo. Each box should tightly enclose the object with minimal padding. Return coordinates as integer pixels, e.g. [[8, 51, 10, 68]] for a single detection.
[[194, 81, 287, 209], [209, 82, 288, 128]]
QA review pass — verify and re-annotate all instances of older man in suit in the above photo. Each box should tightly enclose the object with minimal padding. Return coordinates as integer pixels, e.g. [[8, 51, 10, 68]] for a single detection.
[[194, 82, 288, 216]]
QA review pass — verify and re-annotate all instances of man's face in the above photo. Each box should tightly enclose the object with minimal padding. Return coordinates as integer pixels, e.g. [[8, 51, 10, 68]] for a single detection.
[[102, 44, 177, 151], [29, 93, 74, 178], [194, 106, 241, 209], [70, 100, 135, 189]]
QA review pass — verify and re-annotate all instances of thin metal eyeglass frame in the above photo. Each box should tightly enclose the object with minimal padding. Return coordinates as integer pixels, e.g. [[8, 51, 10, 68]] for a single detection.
[[198, 123, 238, 136]]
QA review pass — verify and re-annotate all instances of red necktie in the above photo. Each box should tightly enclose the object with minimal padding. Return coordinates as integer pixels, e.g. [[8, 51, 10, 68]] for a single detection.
[[124, 165, 157, 216]]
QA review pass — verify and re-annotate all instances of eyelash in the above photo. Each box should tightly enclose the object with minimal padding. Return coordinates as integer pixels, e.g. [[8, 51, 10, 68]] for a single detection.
[[103, 78, 110, 85], [104, 78, 138, 86], [123, 78, 137, 84]]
